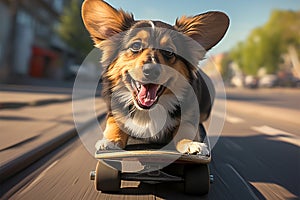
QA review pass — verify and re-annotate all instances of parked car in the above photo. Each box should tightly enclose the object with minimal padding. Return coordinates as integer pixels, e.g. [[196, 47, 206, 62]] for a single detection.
[[291, 78, 300, 88], [258, 74, 278, 88], [244, 75, 258, 88], [277, 72, 300, 88], [230, 75, 244, 88]]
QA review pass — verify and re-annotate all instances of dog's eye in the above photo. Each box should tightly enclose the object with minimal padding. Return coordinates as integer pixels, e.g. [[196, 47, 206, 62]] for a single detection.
[[161, 48, 175, 59], [130, 42, 142, 53]]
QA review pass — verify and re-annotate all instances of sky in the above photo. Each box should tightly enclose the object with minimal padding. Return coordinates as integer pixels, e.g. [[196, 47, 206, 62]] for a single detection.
[[103, 0, 300, 55]]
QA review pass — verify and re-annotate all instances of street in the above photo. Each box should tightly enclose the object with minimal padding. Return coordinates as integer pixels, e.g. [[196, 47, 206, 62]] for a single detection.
[[1, 0, 299, 199], [0, 86, 299, 200]]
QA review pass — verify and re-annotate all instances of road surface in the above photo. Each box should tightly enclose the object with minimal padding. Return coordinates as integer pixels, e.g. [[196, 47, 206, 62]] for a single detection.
[[1, 88, 299, 200]]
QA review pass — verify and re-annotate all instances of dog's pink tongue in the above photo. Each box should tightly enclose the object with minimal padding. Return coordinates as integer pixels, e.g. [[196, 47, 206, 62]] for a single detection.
[[137, 84, 159, 107]]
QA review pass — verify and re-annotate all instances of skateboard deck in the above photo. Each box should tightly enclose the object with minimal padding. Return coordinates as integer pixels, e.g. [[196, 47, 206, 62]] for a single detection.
[[91, 133, 212, 195], [95, 149, 211, 164]]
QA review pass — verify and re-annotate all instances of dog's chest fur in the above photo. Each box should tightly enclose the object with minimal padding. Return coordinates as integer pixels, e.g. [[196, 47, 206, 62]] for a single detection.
[[104, 77, 185, 143], [102, 68, 211, 143]]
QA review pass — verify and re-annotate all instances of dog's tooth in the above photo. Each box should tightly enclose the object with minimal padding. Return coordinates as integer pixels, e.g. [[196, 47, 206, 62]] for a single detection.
[[136, 81, 141, 90], [157, 85, 161, 92], [155, 85, 161, 95], [131, 80, 136, 89]]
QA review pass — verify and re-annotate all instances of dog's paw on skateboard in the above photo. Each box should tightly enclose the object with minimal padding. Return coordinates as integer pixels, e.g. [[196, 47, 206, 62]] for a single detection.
[[177, 140, 209, 156], [95, 139, 122, 151]]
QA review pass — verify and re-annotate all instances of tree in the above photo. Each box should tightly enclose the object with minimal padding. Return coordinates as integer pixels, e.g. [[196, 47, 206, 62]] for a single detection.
[[228, 9, 300, 75], [220, 53, 232, 80], [56, 0, 93, 60]]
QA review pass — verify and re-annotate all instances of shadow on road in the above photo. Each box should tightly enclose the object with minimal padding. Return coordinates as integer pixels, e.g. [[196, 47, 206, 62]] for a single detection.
[[211, 134, 300, 200], [0, 98, 75, 110]]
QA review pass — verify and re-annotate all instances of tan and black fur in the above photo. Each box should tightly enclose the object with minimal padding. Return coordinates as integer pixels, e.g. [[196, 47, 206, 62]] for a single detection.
[[82, 0, 229, 154]]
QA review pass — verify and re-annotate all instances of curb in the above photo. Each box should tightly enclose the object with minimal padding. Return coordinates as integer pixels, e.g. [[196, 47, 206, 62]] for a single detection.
[[0, 97, 73, 110], [0, 113, 106, 183]]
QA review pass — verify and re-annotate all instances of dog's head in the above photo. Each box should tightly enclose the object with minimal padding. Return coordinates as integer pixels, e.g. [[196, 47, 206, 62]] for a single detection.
[[82, 0, 229, 111]]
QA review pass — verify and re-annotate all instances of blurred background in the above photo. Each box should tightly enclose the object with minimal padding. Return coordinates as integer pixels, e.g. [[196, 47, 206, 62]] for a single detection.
[[0, 1, 300, 199], [0, 0, 93, 84], [219, 9, 300, 88], [0, 0, 299, 88]]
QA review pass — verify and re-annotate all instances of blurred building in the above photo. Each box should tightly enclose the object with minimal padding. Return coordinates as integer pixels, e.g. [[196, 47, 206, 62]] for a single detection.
[[209, 53, 225, 73], [0, 0, 77, 83], [202, 53, 226, 76]]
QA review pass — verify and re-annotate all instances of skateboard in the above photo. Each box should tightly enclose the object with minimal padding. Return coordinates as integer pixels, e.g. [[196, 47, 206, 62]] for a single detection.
[[90, 140, 212, 195]]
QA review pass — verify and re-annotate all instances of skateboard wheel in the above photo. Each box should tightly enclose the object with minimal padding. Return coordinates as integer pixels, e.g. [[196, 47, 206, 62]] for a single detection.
[[95, 160, 121, 192], [184, 164, 210, 195]]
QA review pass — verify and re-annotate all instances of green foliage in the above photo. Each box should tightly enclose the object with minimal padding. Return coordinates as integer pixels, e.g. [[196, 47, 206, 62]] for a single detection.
[[56, 0, 93, 59], [220, 53, 232, 80], [228, 9, 300, 75]]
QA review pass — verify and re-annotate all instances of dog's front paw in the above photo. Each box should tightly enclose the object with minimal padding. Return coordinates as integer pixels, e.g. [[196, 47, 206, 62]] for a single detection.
[[95, 138, 122, 151], [177, 140, 209, 155]]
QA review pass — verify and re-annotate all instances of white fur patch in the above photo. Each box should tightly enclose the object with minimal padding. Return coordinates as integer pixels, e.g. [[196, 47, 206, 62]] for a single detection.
[[95, 138, 122, 150], [179, 142, 209, 155], [124, 101, 178, 142]]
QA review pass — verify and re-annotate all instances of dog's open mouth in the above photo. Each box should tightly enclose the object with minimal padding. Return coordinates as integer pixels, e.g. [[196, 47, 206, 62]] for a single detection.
[[127, 74, 165, 109]]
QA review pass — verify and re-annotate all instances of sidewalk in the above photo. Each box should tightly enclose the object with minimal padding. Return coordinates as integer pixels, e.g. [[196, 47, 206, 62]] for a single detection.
[[226, 100, 300, 126], [0, 80, 106, 182], [225, 87, 300, 126]]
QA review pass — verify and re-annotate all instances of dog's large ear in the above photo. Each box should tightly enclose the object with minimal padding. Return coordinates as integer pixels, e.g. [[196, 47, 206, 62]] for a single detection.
[[82, 0, 134, 45], [175, 12, 229, 51]]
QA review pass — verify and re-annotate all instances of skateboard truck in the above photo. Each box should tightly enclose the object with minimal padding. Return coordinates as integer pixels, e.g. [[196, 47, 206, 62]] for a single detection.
[[90, 165, 183, 182], [91, 170, 214, 183], [90, 170, 96, 181], [210, 174, 214, 183], [122, 170, 183, 182]]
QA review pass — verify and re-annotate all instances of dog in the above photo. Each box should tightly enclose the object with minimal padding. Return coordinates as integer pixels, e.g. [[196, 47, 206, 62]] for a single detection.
[[82, 0, 229, 154]]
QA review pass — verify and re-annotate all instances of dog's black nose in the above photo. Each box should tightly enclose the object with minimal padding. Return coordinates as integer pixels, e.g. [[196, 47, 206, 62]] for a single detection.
[[143, 64, 161, 80]]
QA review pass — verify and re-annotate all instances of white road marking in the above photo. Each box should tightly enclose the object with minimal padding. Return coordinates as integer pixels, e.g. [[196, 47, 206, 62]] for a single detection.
[[226, 115, 245, 124], [213, 111, 245, 124], [251, 126, 300, 147], [226, 164, 260, 200], [18, 160, 60, 195]]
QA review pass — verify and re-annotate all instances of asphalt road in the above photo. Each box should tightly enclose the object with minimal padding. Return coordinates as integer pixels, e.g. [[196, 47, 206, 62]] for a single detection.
[[1, 88, 300, 200]]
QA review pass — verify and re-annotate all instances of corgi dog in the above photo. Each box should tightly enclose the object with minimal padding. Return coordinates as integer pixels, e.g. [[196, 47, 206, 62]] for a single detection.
[[82, 0, 229, 154]]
